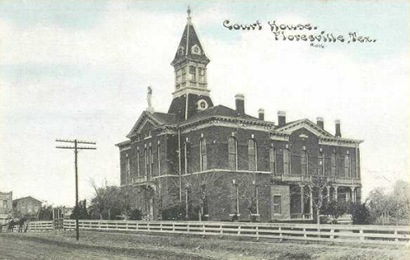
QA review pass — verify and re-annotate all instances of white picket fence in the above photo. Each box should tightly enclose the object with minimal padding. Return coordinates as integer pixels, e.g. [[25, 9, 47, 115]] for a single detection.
[[61, 219, 410, 245]]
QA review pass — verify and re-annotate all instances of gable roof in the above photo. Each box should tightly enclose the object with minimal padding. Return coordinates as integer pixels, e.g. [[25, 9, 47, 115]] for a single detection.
[[126, 111, 177, 138], [275, 118, 334, 137], [13, 196, 42, 204]]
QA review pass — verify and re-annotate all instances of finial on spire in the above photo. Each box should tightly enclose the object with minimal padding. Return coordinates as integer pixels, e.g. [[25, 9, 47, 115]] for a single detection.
[[187, 5, 191, 20]]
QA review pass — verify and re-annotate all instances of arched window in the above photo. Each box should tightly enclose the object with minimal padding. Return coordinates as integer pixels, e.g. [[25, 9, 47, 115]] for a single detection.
[[228, 137, 238, 170], [157, 143, 161, 176], [184, 141, 190, 174], [318, 152, 324, 175], [136, 148, 140, 178], [331, 153, 336, 176], [344, 154, 351, 177], [269, 145, 276, 174], [248, 139, 257, 171], [126, 154, 131, 183], [283, 149, 290, 175], [199, 138, 207, 171], [144, 147, 148, 176], [149, 145, 153, 177], [301, 151, 308, 175]]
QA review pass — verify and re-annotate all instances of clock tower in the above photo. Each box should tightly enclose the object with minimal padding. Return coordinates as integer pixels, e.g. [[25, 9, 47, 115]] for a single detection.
[[168, 7, 213, 120]]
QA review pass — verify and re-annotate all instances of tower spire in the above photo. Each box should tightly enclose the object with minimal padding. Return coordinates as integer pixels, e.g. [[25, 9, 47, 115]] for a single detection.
[[187, 5, 191, 20], [168, 8, 213, 120]]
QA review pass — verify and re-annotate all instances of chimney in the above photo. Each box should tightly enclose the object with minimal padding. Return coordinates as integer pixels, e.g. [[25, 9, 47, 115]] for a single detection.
[[335, 119, 341, 137], [235, 94, 245, 114], [258, 109, 265, 120], [317, 117, 324, 129], [278, 111, 286, 126]]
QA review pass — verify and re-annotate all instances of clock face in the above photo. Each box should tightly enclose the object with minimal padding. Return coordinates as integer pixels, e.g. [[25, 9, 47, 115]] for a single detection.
[[197, 99, 208, 110]]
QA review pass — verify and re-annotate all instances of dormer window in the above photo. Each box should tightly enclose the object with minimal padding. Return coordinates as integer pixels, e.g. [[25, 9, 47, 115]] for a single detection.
[[178, 47, 185, 55], [191, 44, 201, 55]]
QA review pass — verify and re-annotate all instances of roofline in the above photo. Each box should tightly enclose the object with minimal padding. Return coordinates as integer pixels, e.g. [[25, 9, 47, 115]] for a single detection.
[[115, 140, 131, 147], [179, 115, 276, 129], [13, 196, 42, 203]]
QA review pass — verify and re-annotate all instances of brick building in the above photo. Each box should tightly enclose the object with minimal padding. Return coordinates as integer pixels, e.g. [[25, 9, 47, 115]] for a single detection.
[[116, 9, 362, 222], [13, 196, 42, 219], [0, 192, 13, 224]]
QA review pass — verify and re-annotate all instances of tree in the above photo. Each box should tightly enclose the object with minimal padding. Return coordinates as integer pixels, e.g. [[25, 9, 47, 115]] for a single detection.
[[350, 202, 371, 224], [366, 180, 410, 225], [321, 200, 348, 221], [303, 175, 331, 224], [89, 181, 144, 220], [71, 200, 89, 220], [38, 205, 53, 220]]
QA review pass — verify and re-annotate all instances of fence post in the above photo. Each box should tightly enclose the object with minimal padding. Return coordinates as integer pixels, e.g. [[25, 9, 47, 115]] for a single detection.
[[279, 226, 283, 242], [360, 228, 365, 241], [238, 225, 241, 235], [394, 230, 398, 242], [330, 227, 334, 239], [256, 225, 259, 241], [202, 223, 205, 238], [220, 224, 223, 237]]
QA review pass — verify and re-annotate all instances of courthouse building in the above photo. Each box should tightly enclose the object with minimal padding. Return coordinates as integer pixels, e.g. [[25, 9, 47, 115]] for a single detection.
[[116, 9, 362, 221]]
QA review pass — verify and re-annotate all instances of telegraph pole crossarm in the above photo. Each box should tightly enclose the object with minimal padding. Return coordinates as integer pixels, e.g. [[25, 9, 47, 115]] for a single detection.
[[55, 138, 96, 241]]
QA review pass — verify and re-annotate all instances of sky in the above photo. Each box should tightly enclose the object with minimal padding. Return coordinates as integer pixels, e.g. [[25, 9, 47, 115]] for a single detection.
[[0, 0, 409, 207]]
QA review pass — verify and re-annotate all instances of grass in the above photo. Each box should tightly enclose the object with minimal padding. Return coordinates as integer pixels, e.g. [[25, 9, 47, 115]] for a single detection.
[[0, 230, 409, 260]]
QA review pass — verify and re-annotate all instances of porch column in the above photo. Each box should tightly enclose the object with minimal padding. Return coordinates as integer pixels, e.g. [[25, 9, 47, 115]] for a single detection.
[[351, 186, 356, 203], [345, 188, 350, 202], [326, 186, 331, 202], [300, 185, 304, 217], [309, 186, 313, 219], [333, 186, 338, 201]]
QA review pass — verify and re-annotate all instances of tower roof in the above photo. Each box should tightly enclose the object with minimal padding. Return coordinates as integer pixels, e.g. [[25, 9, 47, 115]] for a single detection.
[[171, 7, 210, 66]]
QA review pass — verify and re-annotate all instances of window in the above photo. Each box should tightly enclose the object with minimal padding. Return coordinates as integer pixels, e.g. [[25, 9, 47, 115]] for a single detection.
[[176, 69, 182, 83], [144, 147, 149, 176], [283, 149, 290, 175], [228, 137, 238, 170], [331, 153, 336, 176], [201, 184, 208, 216], [318, 153, 324, 175], [269, 146, 276, 174], [189, 66, 196, 80], [199, 138, 207, 171], [157, 144, 161, 176], [126, 155, 131, 183], [273, 195, 282, 214], [232, 181, 240, 214], [248, 139, 257, 171], [2, 200, 7, 209], [136, 148, 140, 177], [184, 142, 190, 174], [301, 151, 307, 175], [150, 145, 153, 176], [199, 68, 205, 82], [344, 155, 351, 177]]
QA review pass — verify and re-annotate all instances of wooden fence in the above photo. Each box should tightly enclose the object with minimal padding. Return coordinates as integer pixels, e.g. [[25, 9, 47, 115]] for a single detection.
[[27, 221, 54, 232], [61, 220, 410, 245]]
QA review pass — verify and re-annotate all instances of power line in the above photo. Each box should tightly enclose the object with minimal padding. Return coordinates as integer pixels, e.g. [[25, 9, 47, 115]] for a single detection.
[[56, 138, 96, 241]]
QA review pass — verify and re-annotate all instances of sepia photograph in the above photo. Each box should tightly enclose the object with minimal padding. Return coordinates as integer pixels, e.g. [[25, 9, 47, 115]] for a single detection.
[[0, 0, 409, 259]]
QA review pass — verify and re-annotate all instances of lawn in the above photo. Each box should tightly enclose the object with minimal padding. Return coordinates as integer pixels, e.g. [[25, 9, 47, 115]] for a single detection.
[[0, 231, 408, 260]]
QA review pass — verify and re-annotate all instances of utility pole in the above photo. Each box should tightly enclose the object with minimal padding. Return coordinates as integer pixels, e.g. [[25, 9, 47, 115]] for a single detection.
[[56, 139, 96, 241]]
